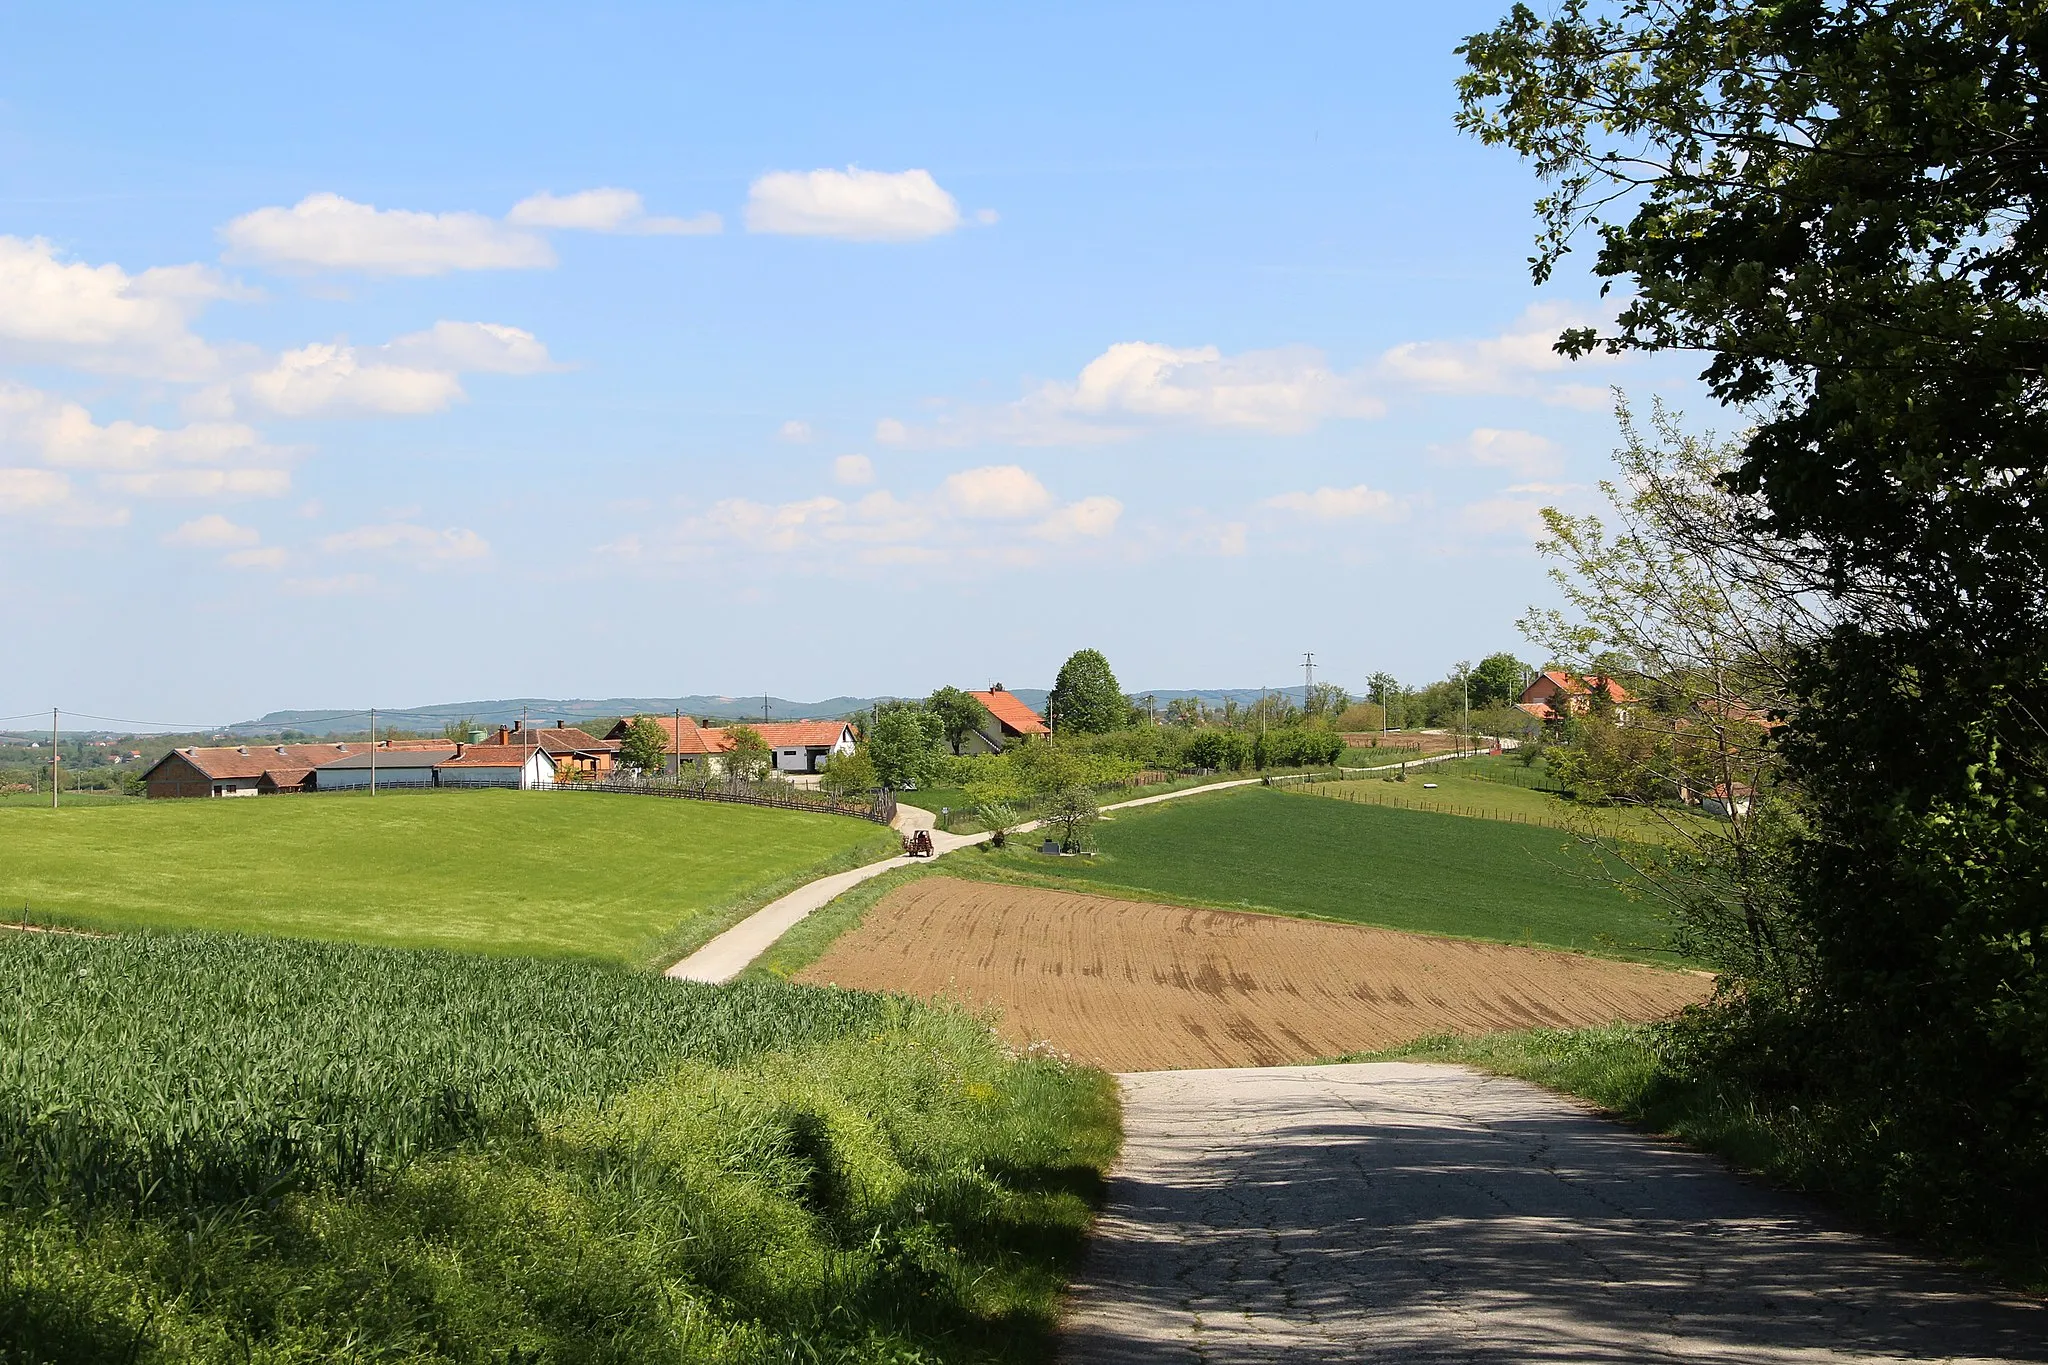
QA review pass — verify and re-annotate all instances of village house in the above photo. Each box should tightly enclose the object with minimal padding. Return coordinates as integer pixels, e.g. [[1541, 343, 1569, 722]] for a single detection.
[[142, 742, 363, 798], [484, 722, 618, 778], [958, 685, 1050, 754], [313, 743, 458, 790], [603, 715, 857, 775], [433, 743, 558, 788], [1515, 671, 1636, 727]]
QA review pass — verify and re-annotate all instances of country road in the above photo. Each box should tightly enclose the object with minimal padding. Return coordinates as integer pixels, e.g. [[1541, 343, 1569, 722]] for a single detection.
[[1061, 1064, 2046, 1363]]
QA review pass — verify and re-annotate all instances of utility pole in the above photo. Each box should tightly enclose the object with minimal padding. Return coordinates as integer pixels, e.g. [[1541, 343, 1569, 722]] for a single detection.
[[763, 693, 771, 724], [369, 707, 377, 796], [1302, 652, 1315, 715], [674, 705, 682, 781], [1457, 661, 1472, 757], [51, 708, 58, 810]]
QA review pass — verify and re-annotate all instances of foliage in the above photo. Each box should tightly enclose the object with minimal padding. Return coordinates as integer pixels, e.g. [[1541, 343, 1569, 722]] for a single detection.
[[816, 746, 878, 802], [1164, 696, 1205, 727], [1470, 652, 1528, 709], [1333, 701, 1386, 732], [1300, 682, 1351, 724], [926, 685, 991, 755], [992, 787, 1681, 962], [1182, 728, 1252, 772], [975, 800, 1020, 846], [617, 715, 671, 775], [439, 714, 482, 743], [1048, 648, 1129, 734], [865, 702, 947, 791], [1251, 727, 1344, 770], [1461, 1, 2048, 1246], [1039, 786, 1101, 853], [0, 930, 1119, 1362], [720, 723, 773, 782], [0, 792, 893, 966]]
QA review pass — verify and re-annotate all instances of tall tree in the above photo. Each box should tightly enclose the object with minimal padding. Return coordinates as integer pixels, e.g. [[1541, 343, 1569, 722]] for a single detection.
[[1469, 653, 1529, 709], [926, 686, 990, 755], [1047, 649, 1129, 734], [719, 725, 772, 783], [865, 702, 945, 790], [1462, 0, 2048, 1242], [617, 717, 670, 777]]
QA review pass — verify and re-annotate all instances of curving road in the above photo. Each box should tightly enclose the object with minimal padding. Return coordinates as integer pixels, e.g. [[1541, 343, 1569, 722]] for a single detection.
[[1061, 1064, 2047, 1364]]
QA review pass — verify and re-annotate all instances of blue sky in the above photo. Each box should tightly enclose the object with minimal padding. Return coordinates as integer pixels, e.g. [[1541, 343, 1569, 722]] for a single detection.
[[0, 2, 1705, 725]]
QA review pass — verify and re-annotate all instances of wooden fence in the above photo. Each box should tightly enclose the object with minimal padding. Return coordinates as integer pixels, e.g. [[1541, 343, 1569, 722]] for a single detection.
[[541, 776, 897, 825]]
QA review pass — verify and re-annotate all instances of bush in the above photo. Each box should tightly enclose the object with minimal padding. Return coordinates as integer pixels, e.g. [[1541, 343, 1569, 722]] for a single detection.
[[1253, 727, 1345, 770], [1183, 729, 1252, 771]]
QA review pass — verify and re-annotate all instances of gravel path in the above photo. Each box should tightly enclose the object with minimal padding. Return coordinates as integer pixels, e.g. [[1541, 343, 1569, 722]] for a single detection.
[[1061, 1063, 2046, 1363], [665, 777, 1262, 983]]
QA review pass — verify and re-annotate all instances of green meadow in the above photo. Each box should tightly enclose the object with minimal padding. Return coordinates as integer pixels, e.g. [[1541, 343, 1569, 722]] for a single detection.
[[0, 789, 896, 967], [976, 785, 1680, 962]]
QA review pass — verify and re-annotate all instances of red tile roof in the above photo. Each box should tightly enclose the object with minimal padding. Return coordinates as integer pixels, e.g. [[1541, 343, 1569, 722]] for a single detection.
[[148, 743, 362, 781], [969, 687, 1049, 736], [727, 721, 854, 749], [1524, 671, 1637, 704], [608, 714, 724, 756], [488, 725, 617, 755]]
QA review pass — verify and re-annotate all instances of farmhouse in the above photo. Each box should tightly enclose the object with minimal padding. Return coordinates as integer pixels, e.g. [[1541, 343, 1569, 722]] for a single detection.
[[434, 743, 558, 789], [141, 743, 366, 799], [1516, 671, 1636, 726], [959, 685, 1050, 754], [743, 720, 858, 774], [604, 714, 724, 776], [484, 722, 618, 778], [314, 744, 458, 790]]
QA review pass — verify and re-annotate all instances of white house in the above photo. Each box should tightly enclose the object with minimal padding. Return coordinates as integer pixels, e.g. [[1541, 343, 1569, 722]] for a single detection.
[[738, 720, 859, 774], [434, 743, 558, 789], [314, 744, 457, 790]]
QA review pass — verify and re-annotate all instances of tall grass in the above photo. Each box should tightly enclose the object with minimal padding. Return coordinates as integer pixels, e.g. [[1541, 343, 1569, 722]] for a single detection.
[[1, 930, 899, 1206], [0, 930, 1120, 1361]]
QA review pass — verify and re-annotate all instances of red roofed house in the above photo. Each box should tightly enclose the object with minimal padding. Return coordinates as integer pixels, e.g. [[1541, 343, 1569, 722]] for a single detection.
[[1516, 671, 1636, 727], [603, 714, 724, 777], [142, 742, 365, 799], [960, 685, 1050, 754], [485, 722, 618, 778], [737, 720, 858, 774]]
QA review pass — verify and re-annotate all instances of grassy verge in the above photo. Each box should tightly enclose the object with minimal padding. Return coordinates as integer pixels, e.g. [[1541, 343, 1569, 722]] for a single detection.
[[1348, 1026, 2047, 1293], [0, 788, 896, 965], [903, 773, 1251, 834], [0, 929, 1120, 1362], [955, 787, 1683, 965], [748, 861, 955, 981], [1287, 773, 1681, 842]]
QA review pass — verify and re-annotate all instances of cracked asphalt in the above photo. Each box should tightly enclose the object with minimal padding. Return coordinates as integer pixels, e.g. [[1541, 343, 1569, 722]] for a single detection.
[[1059, 1063, 2047, 1363]]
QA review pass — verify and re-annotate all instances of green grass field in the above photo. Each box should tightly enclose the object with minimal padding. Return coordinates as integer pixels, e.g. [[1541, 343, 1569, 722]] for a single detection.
[[1, 929, 1118, 1362], [0, 789, 895, 966], [974, 786, 1680, 962], [1289, 770, 1680, 840]]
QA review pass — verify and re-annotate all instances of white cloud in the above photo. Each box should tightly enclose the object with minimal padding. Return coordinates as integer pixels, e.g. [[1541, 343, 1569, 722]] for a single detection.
[[879, 340, 1382, 446], [508, 188, 720, 236], [0, 467, 73, 512], [1434, 427, 1564, 478], [1034, 495, 1122, 539], [163, 513, 259, 549], [0, 236, 233, 379], [1380, 303, 1620, 400], [833, 453, 874, 485], [745, 167, 963, 241], [779, 420, 813, 443], [321, 521, 490, 565], [224, 545, 288, 570], [943, 464, 1053, 519], [244, 342, 465, 416], [0, 467, 128, 526], [221, 193, 556, 275], [0, 381, 274, 471], [384, 321, 558, 375], [103, 469, 291, 498], [1262, 484, 1402, 521]]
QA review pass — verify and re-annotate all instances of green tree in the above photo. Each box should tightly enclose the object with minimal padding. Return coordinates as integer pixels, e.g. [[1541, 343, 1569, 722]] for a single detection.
[[1040, 786, 1100, 853], [1047, 649, 1128, 734], [1462, 0, 2048, 1244], [617, 717, 670, 777], [719, 725, 772, 783], [1469, 653, 1527, 710], [926, 686, 990, 755], [817, 748, 877, 802], [865, 703, 945, 790], [440, 715, 481, 743], [1164, 696, 1206, 728]]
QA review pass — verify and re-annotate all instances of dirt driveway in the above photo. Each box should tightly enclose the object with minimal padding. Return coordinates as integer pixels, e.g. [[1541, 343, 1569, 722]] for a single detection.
[[797, 877, 1709, 1070]]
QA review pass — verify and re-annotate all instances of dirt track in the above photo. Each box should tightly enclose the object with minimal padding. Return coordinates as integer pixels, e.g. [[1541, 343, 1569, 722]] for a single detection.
[[797, 877, 1710, 1071]]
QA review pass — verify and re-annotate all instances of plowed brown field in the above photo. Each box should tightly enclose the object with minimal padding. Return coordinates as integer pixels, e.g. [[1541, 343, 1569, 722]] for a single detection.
[[798, 877, 1711, 1071]]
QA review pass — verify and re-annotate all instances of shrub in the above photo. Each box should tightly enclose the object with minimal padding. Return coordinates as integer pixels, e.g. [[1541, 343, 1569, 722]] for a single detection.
[[1253, 727, 1344, 770], [1183, 729, 1252, 771]]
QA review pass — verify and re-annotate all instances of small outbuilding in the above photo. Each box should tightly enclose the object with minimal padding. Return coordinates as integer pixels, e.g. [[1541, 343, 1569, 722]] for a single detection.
[[313, 744, 458, 790], [141, 743, 361, 799], [434, 743, 558, 789]]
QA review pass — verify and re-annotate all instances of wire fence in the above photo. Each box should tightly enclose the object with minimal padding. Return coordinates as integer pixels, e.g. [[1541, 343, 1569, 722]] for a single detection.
[[540, 776, 897, 825], [1284, 780, 1650, 840]]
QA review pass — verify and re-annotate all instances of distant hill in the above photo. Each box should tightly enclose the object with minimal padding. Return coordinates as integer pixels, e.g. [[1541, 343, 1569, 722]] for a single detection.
[[233, 685, 1323, 736]]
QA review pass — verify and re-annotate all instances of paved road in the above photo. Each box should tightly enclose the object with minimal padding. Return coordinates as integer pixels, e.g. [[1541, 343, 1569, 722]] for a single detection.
[[667, 778, 1263, 983], [1062, 1064, 2047, 1363]]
